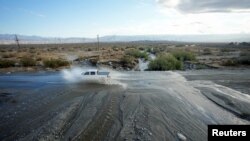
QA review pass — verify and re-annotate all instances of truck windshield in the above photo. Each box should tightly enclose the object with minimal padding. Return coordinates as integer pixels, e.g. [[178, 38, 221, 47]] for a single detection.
[[84, 72, 89, 75]]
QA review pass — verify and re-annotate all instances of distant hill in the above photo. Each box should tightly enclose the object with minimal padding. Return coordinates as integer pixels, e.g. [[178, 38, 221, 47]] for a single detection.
[[0, 34, 250, 44], [229, 42, 250, 47], [0, 34, 95, 44], [100, 34, 250, 43]]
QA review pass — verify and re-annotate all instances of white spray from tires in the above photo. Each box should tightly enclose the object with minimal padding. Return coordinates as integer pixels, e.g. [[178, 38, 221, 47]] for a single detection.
[[61, 67, 127, 88]]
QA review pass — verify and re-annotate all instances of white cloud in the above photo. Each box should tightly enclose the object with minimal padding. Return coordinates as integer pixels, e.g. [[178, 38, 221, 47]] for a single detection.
[[150, 0, 250, 35], [156, 0, 180, 8], [156, 0, 250, 13], [98, 9, 250, 35]]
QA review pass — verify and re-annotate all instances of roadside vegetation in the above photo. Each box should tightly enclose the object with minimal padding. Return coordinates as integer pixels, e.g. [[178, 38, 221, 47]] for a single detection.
[[0, 42, 250, 72], [43, 59, 70, 68], [222, 57, 250, 66], [148, 49, 197, 71], [20, 57, 36, 67], [238, 57, 250, 65], [170, 50, 196, 61], [116, 49, 149, 69], [125, 49, 149, 60], [0, 59, 15, 68], [202, 48, 212, 55], [120, 55, 137, 68], [148, 53, 183, 70]]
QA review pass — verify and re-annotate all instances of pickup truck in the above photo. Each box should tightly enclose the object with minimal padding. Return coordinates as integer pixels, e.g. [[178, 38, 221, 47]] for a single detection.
[[81, 69, 110, 81]]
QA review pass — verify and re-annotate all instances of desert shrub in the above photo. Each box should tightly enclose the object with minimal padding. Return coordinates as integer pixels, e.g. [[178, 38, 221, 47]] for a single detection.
[[30, 47, 35, 50], [112, 46, 119, 51], [220, 48, 232, 52], [75, 56, 86, 61], [68, 48, 74, 52], [89, 58, 98, 65], [203, 48, 212, 55], [20, 57, 36, 67], [170, 50, 196, 61], [148, 54, 183, 70], [176, 44, 184, 47], [146, 48, 152, 53], [222, 59, 239, 66], [36, 57, 43, 61], [151, 48, 161, 55], [240, 52, 250, 57], [43, 59, 70, 68], [2, 53, 16, 58], [239, 42, 250, 46], [112, 47, 119, 51], [139, 47, 145, 51], [0, 59, 15, 68], [126, 49, 149, 60], [222, 57, 250, 66], [121, 55, 135, 67], [238, 56, 250, 65], [222, 60, 238, 66]]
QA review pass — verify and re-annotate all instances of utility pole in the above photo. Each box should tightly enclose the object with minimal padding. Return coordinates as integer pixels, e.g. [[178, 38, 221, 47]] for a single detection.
[[97, 34, 100, 51], [97, 34, 100, 61], [15, 34, 20, 49]]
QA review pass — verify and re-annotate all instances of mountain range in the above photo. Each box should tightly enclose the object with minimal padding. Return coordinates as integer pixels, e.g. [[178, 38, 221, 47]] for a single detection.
[[0, 34, 250, 44]]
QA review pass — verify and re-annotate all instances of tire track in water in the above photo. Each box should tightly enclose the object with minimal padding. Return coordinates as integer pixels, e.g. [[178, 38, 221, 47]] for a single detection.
[[72, 90, 121, 141], [132, 95, 152, 141], [57, 93, 95, 140]]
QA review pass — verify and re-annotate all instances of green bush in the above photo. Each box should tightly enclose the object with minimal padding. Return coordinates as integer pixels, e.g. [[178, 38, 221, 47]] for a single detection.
[[238, 57, 250, 65], [112, 46, 120, 51], [139, 47, 145, 51], [220, 48, 232, 52], [171, 50, 196, 61], [121, 55, 135, 67], [146, 48, 152, 53], [2, 53, 15, 58], [203, 48, 212, 55], [126, 49, 149, 60], [222, 60, 238, 66], [20, 57, 36, 67], [151, 48, 161, 55], [240, 52, 250, 57], [222, 57, 250, 66], [0, 59, 15, 68], [148, 54, 183, 70], [43, 59, 70, 68]]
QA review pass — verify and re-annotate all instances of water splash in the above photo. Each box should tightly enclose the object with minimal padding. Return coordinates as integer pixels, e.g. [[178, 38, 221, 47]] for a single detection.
[[61, 67, 84, 83], [61, 67, 127, 88]]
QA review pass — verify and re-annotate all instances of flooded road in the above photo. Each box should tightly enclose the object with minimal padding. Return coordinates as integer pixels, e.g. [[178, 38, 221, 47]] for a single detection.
[[0, 69, 250, 141]]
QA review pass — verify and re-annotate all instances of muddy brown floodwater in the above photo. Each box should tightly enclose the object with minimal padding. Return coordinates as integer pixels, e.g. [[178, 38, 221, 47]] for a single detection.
[[0, 69, 250, 141]]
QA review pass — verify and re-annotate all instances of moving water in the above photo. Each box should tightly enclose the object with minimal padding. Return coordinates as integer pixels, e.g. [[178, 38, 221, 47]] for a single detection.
[[0, 69, 249, 141]]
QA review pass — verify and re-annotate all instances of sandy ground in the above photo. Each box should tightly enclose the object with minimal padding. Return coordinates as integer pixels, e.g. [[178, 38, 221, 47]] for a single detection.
[[0, 69, 250, 141]]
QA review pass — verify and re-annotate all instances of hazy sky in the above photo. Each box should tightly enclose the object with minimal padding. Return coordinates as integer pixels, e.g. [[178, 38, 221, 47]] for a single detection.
[[1, 0, 250, 37]]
